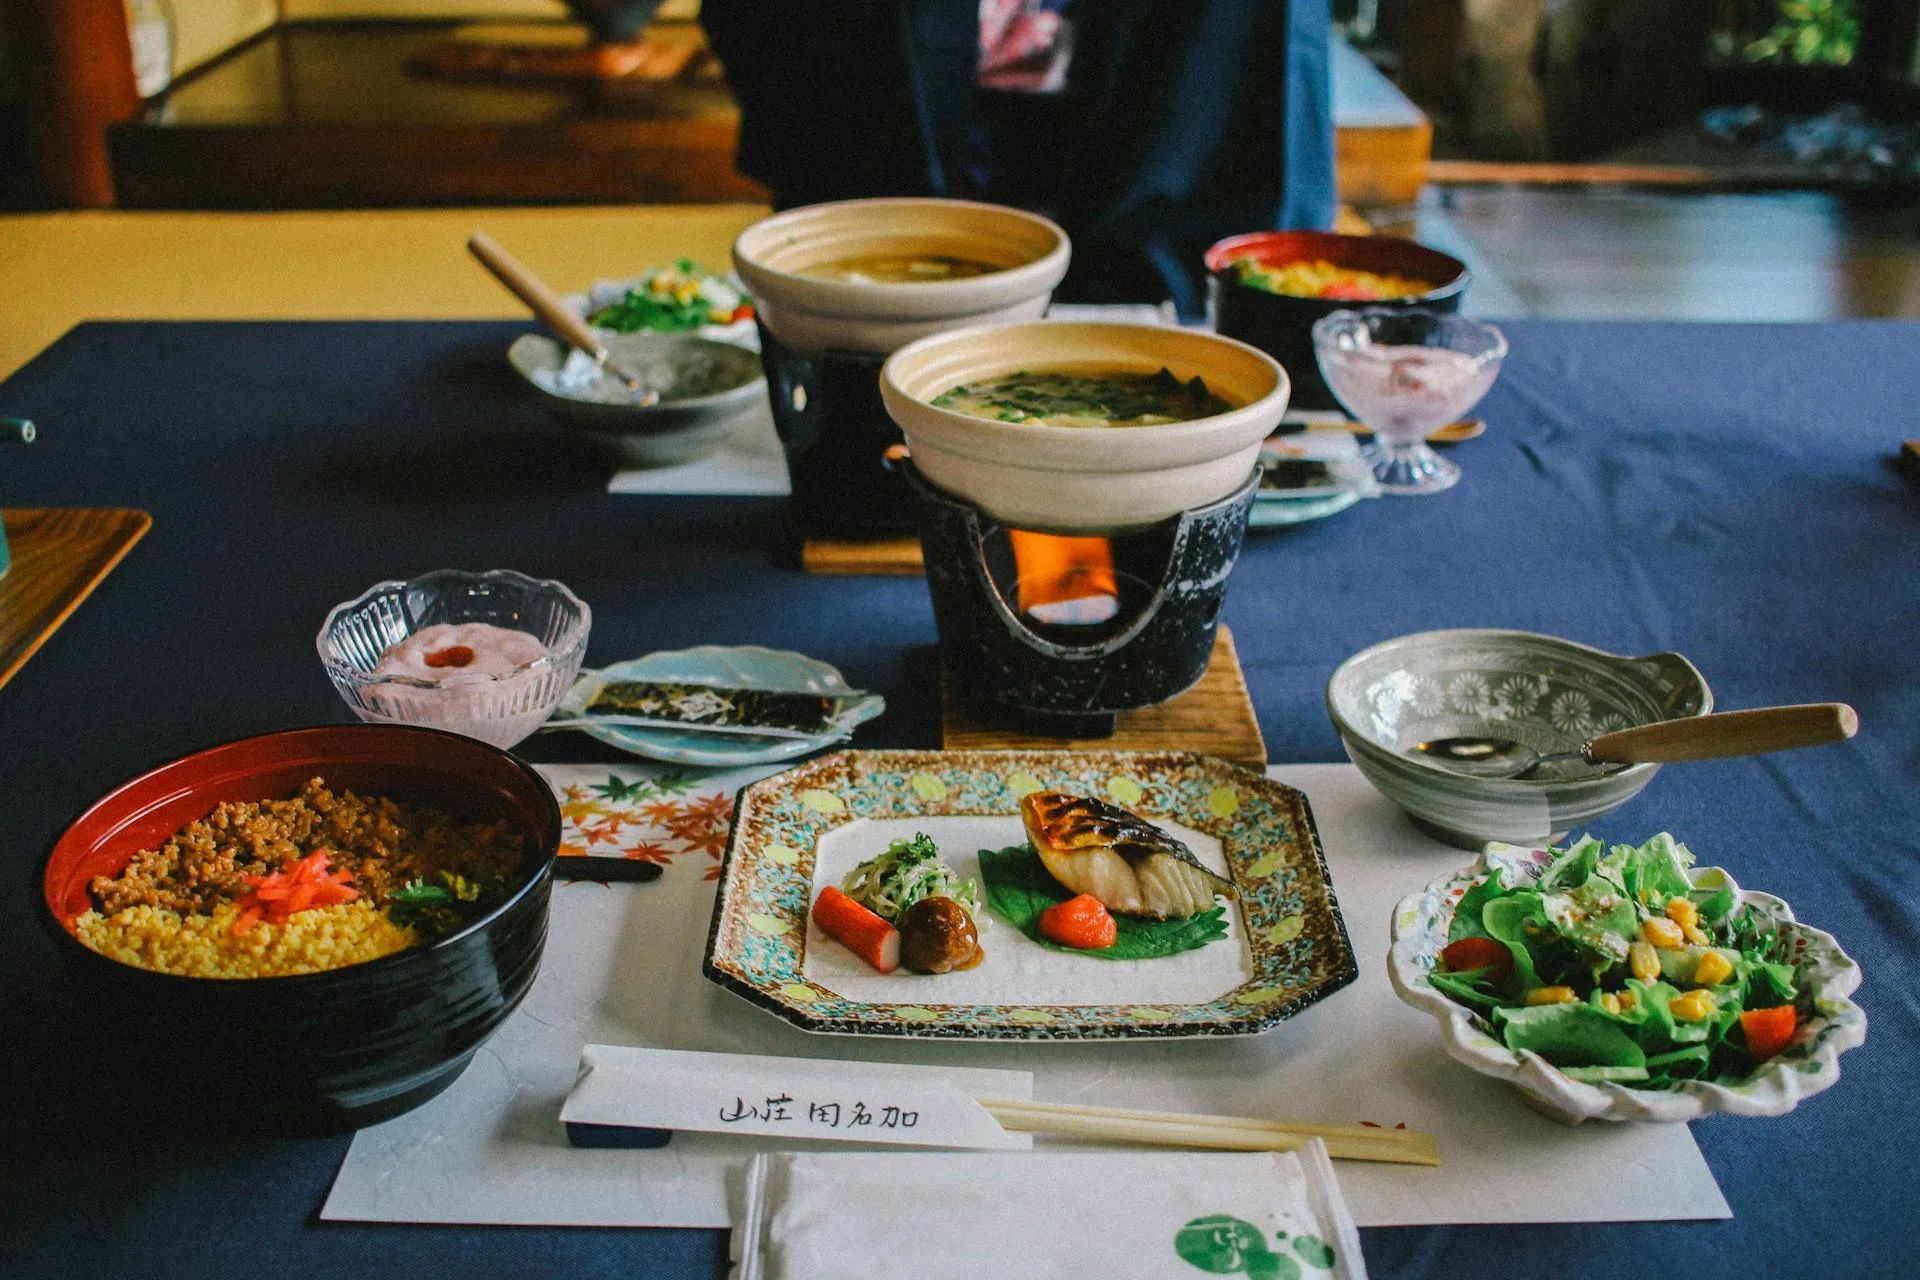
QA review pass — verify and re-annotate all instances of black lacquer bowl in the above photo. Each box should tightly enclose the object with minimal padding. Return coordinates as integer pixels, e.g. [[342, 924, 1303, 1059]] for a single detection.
[[38, 724, 560, 1135], [1206, 231, 1469, 413]]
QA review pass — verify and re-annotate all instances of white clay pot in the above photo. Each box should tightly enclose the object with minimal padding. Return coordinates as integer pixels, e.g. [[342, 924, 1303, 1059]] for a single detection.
[[880, 321, 1292, 533], [732, 198, 1070, 358]]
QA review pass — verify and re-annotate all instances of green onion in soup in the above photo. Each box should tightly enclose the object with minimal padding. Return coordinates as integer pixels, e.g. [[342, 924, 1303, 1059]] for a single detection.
[[930, 368, 1232, 428]]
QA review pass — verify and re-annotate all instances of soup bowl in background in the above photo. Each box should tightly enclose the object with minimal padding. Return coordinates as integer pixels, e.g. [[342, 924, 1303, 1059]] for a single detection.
[[733, 197, 1070, 359], [734, 199, 1073, 537], [38, 724, 561, 1135], [880, 321, 1290, 533], [1206, 231, 1469, 413]]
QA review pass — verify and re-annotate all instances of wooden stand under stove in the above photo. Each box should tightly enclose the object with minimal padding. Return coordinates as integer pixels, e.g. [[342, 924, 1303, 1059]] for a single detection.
[[801, 535, 924, 576], [940, 626, 1267, 769]]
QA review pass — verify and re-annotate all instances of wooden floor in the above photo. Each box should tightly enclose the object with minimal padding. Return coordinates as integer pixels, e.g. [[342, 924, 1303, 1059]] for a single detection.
[[1422, 187, 1920, 321], [0, 204, 764, 379]]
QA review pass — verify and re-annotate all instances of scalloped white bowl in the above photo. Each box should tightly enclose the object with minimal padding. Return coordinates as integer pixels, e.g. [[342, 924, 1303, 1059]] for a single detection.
[[1388, 842, 1867, 1124]]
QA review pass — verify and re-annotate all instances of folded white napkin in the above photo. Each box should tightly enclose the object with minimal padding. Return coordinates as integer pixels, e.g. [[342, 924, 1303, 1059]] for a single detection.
[[733, 1145, 1366, 1280]]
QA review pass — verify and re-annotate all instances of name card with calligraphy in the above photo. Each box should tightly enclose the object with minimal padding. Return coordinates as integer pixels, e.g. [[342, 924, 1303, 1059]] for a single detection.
[[561, 1046, 1034, 1150]]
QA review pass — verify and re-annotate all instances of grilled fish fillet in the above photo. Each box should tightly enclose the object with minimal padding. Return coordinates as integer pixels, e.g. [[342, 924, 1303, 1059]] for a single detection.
[[1019, 791, 1237, 920]]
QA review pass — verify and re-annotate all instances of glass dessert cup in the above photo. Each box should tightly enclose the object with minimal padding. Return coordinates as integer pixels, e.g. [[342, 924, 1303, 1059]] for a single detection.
[[318, 569, 591, 749], [1311, 309, 1507, 495]]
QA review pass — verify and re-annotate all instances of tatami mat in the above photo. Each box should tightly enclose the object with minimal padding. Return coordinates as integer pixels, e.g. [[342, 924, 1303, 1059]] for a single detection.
[[0, 204, 766, 379]]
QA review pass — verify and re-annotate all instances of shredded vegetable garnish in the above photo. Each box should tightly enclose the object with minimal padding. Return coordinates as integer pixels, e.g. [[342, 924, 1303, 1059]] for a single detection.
[[841, 833, 983, 925]]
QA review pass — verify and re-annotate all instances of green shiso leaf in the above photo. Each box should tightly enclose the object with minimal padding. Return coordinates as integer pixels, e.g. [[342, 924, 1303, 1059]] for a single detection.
[[976, 845, 1228, 961]]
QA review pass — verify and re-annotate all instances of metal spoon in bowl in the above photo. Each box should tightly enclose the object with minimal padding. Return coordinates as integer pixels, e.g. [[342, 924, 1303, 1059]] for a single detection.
[[467, 231, 660, 405], [1414, 702, 1858, 780]]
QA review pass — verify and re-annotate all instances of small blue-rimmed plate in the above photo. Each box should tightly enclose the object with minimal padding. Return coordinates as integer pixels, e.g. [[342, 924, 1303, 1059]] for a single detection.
[[551, 646, 884, 766], [1249, 432, 1374, 529], [1249, 487, 1364, 528]]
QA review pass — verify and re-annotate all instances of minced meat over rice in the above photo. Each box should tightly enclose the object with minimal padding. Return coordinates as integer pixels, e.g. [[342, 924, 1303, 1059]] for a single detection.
[[89, 777, 524, 916], [77, 778, 526, 978]]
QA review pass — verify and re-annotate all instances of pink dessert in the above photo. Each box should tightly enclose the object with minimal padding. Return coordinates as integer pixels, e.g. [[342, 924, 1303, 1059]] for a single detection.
[[367, 623, 555, 747], [373, 623, 549, 682], [1316, 344, 1498, 444]]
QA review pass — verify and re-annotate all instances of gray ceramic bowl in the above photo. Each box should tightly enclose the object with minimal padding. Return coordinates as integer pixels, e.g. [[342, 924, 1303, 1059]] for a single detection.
[[1325, 629, 1712, 849], [508, 331, 767, 468]]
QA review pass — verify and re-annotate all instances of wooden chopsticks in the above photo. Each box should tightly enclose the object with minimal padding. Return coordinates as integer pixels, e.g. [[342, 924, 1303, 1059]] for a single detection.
[[1304, 418, 1484, 444], [979, 1098, 1438, 1166]]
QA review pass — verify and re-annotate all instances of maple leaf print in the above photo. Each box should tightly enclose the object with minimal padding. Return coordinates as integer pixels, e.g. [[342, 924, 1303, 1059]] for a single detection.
[[639, 799, 690, 828], [677, 827, 729, 858], [624, 840, 679, 865], [560, 796, 607, 826], [579, 819, 628, 847], [589, 775, 655, 804], [688, 792, 735, 825]]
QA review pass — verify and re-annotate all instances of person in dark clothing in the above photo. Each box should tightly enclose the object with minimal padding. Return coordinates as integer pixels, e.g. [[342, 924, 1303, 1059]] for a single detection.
[[699, 0, 1334, 319]]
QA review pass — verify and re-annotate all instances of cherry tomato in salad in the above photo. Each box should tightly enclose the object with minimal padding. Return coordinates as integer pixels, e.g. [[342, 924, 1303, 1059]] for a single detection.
[[1439, 936, 1514, 983]]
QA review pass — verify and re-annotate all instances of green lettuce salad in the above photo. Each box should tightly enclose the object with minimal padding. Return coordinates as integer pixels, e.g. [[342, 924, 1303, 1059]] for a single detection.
[[1430, 835, 1805, 1088]]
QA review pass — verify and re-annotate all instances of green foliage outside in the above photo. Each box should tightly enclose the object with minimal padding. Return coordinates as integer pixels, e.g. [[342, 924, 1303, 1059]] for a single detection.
[[1743, 0, 1860, 67]]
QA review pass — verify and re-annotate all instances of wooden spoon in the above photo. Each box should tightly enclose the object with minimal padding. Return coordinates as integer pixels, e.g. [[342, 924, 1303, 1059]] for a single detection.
[[467, 232, 658, 404], [1415, 703, 1859, 779]]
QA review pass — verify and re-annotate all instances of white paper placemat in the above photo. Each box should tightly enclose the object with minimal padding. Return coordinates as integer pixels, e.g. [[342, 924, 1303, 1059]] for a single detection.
[[323, 762, 1729, 1228], [606, 403, 791, 497]]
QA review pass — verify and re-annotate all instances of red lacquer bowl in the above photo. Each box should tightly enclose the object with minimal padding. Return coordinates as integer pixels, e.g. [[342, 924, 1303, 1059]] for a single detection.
[[1205, 231, 1469, 412], [39, 724, 560, 1134]]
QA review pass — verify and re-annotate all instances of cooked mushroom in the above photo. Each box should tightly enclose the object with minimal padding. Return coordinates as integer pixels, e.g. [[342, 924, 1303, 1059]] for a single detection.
[[897, 895, 980, 974]]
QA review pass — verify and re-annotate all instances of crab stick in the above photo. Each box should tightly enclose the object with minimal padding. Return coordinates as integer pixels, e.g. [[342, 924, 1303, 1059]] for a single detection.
[[813, 885, 901, 974]]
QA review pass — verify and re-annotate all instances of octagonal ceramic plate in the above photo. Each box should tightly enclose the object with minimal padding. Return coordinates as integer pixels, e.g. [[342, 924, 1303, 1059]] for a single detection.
[[703, 750, 1357, 1040]]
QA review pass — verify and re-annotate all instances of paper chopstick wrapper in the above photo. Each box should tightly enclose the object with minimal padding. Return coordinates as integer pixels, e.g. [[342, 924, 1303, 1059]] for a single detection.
[[733, 1145, 1369, 1280], [561, 1046, 1034, 1150]]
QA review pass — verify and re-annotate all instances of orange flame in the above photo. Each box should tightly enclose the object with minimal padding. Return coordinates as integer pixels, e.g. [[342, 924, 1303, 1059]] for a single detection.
[[1009, 530, 1119, 625]]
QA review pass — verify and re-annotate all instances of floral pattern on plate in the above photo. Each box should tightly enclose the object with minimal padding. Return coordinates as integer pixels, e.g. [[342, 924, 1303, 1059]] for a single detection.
[[703, 750, 1358, 1040]]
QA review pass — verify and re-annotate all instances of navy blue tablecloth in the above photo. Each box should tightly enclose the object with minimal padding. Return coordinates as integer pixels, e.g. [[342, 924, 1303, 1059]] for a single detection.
[[2, 320, 1915, 1278]]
